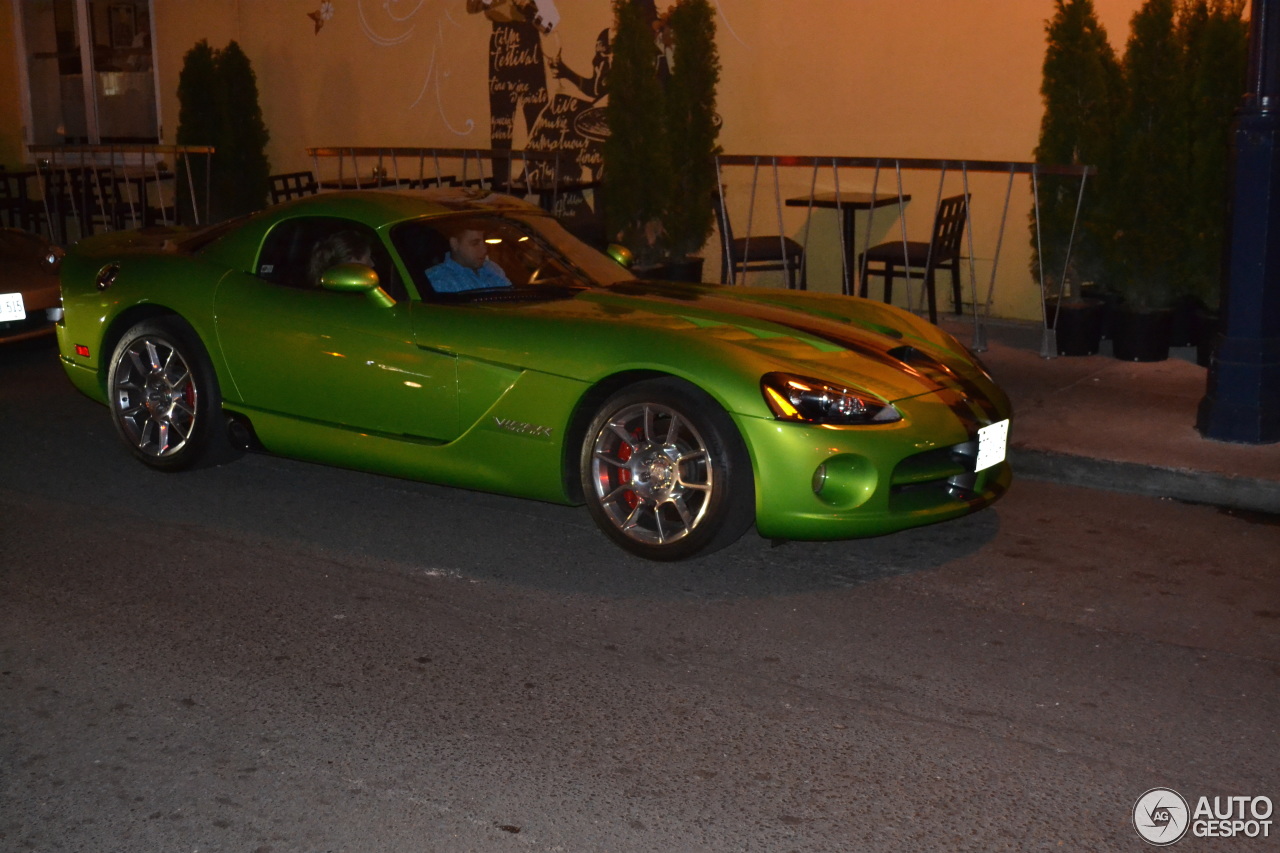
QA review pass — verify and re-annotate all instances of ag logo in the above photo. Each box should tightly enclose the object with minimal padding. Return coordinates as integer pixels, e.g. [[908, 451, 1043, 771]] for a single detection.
[[1134, 788, 1190, 846]]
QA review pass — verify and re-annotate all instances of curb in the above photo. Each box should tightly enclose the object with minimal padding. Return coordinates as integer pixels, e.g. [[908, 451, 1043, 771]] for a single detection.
[[1009, 448, 1280, 516]]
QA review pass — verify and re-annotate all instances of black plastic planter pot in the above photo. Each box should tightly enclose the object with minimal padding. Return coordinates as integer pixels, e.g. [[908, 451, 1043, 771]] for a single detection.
[[1111, 307, 1173, 362], [1195, 312, 1219, 367], [1168, 296, 1202, 347], [1045, 297, 1105, 356], [1079, 284, 1119, 340]]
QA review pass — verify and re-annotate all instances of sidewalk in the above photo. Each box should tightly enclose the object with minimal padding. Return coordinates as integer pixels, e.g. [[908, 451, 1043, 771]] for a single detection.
[[938, 316, 1280, 515]]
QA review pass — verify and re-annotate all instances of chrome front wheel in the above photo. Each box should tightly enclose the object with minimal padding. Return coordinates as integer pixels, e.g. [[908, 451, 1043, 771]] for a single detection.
[[582, 379, 754, 560]]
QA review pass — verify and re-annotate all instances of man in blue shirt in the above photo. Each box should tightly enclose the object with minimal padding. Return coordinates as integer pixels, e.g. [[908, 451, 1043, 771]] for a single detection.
[[426, 226, 512, 292]]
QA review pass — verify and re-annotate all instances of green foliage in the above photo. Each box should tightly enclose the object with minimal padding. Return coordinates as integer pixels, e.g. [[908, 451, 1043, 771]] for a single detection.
[[603, 0, 671, 265], [1179, 0, 1247, 309], [176, 39, 271, 223], [1032, 0, 1122, 299], [603, 0, 721, 267], [1112, 0, 1184, 310], [176, 41, 217, 151], [663, 0, 721, 260], [213, 42, 271, 221], [1033, 0, 1247, 311]]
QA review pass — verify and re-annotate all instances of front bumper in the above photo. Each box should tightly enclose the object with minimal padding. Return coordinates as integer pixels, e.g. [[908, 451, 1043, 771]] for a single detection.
[[739, 391, 1011, 540]]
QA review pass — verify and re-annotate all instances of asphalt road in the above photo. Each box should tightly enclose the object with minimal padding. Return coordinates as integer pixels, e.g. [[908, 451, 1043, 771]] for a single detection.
[[3, 338, 1278, 852]]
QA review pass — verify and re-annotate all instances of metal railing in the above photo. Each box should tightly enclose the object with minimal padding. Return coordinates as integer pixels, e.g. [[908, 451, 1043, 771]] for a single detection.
[[26, 143, 216, 244], [715, 154, 1095, 353], [306, 146, 570, 199]]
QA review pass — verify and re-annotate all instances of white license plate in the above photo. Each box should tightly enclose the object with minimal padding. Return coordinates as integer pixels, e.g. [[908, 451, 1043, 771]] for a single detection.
[[1, 292, 27, 323], [974, 419, 1009, 472]]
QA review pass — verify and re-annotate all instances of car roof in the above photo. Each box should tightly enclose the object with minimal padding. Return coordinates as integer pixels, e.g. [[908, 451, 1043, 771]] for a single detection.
[[182, 187, 555, 272], [274, 187, 548, 224]]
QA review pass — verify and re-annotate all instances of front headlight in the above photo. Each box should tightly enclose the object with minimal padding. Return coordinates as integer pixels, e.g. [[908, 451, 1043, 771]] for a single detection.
[[761, 373, 901, 425]]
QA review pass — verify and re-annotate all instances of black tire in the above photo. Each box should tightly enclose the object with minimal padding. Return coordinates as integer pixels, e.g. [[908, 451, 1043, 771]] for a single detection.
[[580, 378, 755, 560], [106, 318, 236, 471]]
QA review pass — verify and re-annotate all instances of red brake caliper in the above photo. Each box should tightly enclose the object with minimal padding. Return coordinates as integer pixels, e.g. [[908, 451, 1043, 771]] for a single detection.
[[617, 433, 639, 509]]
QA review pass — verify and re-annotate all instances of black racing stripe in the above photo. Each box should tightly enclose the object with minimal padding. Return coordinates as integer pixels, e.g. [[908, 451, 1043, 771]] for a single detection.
[[605, 288, 1004, 421], [702, 299, 1008, 425], [678, 296, 946, 390]]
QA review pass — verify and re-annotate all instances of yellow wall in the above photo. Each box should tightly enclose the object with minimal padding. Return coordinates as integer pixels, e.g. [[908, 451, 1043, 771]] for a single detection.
[[156, 1, 1141, 169], [5, 0, 1155, 320]]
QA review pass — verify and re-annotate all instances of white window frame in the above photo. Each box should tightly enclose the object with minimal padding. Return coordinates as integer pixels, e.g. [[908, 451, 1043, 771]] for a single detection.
[[11, 0, 162, 148]]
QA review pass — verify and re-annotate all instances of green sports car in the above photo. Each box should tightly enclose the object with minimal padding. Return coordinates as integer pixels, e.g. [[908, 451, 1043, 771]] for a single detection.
[[54, 188, 1011, 560]]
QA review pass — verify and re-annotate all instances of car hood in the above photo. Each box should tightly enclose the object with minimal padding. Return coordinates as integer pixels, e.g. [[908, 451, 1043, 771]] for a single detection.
[[442, 281, 999, 408]]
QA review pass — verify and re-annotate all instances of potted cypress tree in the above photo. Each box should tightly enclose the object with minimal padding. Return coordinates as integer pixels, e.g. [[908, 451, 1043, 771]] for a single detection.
[[1109, 0, 1184, 361], [1033, 0, 1122, 355], [1105, 0, 1245, 361], [603, 0, 672, 271], [602, 0, 720, 280], [1178, 0, 1247, 357], [212, 42, 271, 221], [660, 0, 721, 281], [176, 40, 271, 224]]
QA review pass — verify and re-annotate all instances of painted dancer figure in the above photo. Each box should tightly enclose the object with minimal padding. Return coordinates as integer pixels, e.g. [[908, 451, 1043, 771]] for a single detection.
[[468, 0, 559, 187], [523, 27, 612, 242]]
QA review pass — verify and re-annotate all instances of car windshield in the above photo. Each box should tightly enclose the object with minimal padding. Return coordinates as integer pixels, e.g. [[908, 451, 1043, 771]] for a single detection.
[[390, 211, 631, 301], [511, 213, 634, 286]]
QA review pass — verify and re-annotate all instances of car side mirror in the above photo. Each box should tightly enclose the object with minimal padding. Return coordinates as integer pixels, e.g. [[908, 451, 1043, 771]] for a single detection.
[[319, 263, 395, 307], [606, 243, 634, 269]]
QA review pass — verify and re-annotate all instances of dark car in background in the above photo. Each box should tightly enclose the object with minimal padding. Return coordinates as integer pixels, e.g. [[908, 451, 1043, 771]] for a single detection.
[[1, 229, 62, 345]]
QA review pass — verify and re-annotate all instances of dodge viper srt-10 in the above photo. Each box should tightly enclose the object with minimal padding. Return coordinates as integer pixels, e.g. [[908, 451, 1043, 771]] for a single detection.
[[54, 188, 1011, 560]]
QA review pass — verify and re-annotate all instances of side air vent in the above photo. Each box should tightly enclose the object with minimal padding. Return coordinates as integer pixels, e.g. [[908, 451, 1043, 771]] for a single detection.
[[887, 345, 936, 366], [95, 263, 121, 291]]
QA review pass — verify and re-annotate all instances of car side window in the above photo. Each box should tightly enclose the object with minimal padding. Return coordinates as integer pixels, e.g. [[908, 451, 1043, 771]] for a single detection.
[[391, 215, 576, 300], [256, 216, 406, 300], [390, 221, 453, 298]]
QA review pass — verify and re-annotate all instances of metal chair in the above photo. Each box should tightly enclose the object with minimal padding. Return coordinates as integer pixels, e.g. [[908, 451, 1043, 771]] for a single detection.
[[714, 191, 806, 289], [0, 166, 43, 233], [268, 171, 319, 204], [84, 168, 133, 234], [858, 193, 969, 324], [34, 164, 87, 244]]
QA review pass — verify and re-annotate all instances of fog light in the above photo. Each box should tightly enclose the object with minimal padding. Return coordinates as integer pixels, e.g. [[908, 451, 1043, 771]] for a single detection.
[[809, 454, 878, 509]]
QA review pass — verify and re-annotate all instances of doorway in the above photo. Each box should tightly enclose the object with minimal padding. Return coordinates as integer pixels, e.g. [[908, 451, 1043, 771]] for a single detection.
[[16, 0, 159, 146]]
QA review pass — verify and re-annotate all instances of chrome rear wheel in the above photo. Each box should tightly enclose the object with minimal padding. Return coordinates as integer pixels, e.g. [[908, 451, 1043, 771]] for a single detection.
[[112, 334, 198, 459], [107, 319, 234, 471]]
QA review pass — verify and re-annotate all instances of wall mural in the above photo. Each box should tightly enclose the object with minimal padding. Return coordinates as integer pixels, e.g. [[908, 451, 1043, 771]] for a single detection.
[[307, 2, 335, 34], [470, 0, 557, 184], [305, 1, 726, 236]]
